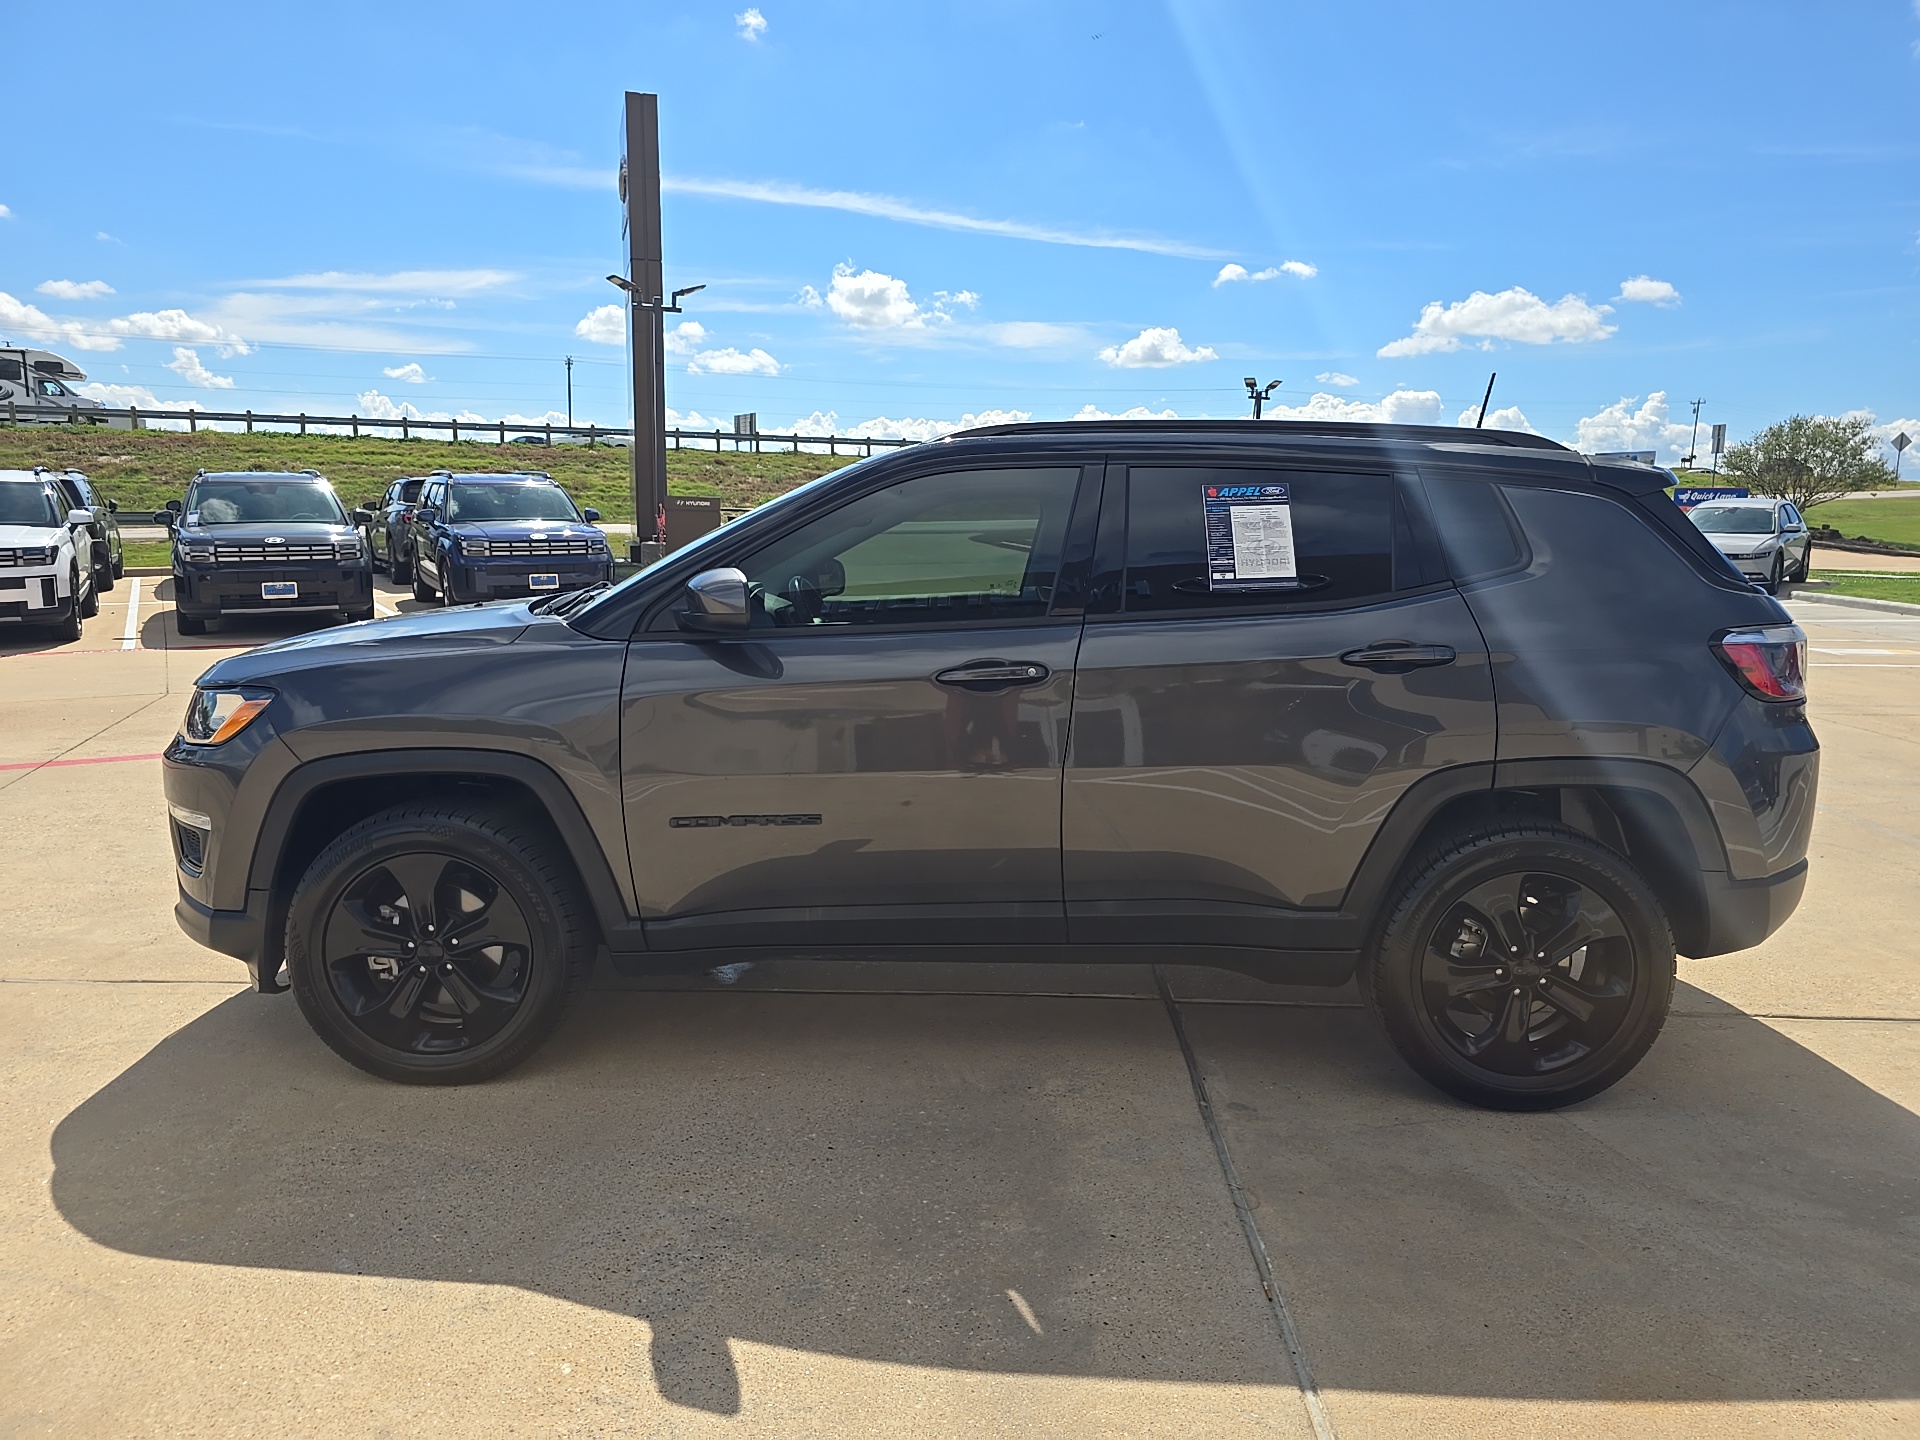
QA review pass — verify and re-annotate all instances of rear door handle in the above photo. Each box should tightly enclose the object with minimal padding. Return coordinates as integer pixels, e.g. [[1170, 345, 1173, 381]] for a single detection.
[[934, 659, 1051, 690], [1339, 642, 1456, 668]]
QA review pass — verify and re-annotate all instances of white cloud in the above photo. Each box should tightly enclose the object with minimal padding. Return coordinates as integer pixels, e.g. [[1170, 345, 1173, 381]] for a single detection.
[[1378, 286, 1616, 357], [1453, 402, 1538, 433], [164, 346, 235, 389], [1572, 392, 1697, 458], [826, 265, 924, 329], [736, 7, 766, 40], [106, 308, 251, 357], [977, 320, 1090, 351], [796, 284, 823, 308], [382, 362, 430, 384], [574, 304, 625, 345], [76, 382, 205, 417], [1069, 404, 1182, 422], [773, 407, 1033, 442], [1267, 389, 1446, 426], [1315, 371, 1359, 387], [663, 320, 707, 355], [245, 269, 517, 294], [0, 204, 12, 221], [37, 279, 115, 301], [1098, 326, 1218, 368], [355, 390, 488, 424], [1842, 408, 1920, 469], [1214, 261, 1316, 286], [662, 175, 1227, 258], [0, 289, 121, 352], [95, 231, 120, 243], [686, 346, 781, 376], [1616, 275, 1681, 307]]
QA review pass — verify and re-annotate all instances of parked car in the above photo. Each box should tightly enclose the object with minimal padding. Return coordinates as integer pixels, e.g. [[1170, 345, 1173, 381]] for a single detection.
[[0, 469, 98, 640], [159, 469, 374, 636], [404, 471, 611, 605], [1686, 497, 1812, 592], [355, 476, 426, 581], [162, 421, 1816, 1108], [41, 466, 123, 592]]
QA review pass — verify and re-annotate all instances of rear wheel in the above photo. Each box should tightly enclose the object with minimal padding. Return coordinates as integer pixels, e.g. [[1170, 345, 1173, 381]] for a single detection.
[[111, 547, 124, 580], [390, 545, 412, 583], [1364, 822, 1675, 1110], [94, 545, 116, 593], [285, 802, 593, 1083]]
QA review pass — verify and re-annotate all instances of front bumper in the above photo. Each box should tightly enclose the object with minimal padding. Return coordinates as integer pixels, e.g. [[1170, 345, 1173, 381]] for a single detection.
[[0, 568, 71, 623], [175, 563, 373, 617], [174, 886, 283, 991], [451, 558, 613, 599]]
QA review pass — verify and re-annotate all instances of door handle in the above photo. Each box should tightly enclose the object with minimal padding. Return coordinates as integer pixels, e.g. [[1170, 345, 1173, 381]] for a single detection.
[[934, 659, 1051, 690], [1339, 642, 1456, 668]]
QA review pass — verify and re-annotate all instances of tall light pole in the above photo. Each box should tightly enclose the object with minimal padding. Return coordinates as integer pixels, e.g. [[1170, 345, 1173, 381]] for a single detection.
[[1244, 377, 1281, 419], [564, 355, 574, 429], [1683, 396, 1705, 470]]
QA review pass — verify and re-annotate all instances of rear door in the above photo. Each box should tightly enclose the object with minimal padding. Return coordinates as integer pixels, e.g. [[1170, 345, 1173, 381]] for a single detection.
[[1064, 461, 1496, 945], [621, 462, 1096, 950]]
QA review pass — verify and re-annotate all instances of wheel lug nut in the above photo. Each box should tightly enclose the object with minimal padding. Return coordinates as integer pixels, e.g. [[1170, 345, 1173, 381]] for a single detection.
[[1512, 987, 1522, 995], [447, 936, 457, 947]]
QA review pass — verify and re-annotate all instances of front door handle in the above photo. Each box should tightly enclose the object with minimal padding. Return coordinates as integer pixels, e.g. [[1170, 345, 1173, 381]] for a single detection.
[[934, 659, 1051, 690], [1339, 642, 1456, 668]]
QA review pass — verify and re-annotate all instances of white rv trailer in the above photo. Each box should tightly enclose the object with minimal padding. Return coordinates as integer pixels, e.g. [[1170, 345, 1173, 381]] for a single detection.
[[0, 346, 128, 425]]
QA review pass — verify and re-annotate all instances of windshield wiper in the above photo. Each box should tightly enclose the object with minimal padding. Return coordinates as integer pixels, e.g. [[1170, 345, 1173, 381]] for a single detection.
[[532, 581, 611, 617]]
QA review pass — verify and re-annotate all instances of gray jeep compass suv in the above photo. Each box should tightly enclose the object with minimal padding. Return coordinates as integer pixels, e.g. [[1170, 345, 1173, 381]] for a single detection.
[[161, 422, 1816, 1108]]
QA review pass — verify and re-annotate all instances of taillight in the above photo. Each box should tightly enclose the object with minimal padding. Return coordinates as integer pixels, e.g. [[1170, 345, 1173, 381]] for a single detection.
[[1713, 625, 1807, 701]]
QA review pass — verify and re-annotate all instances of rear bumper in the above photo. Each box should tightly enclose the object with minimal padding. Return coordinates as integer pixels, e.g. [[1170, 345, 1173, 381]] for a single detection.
[[174, 885, 283, 991], [1690, 860, 1808, 957]]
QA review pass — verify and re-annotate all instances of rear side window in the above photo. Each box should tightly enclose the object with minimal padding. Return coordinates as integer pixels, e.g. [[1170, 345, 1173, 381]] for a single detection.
[[1421, 475, 1529, 581], [1124, 467, 1395, 611]]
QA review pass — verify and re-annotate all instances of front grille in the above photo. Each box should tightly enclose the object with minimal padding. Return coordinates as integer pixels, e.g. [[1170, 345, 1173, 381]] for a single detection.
[[0, 547, 51, 568], [474, 538, 599, 557], [212, 542, 358, 563]]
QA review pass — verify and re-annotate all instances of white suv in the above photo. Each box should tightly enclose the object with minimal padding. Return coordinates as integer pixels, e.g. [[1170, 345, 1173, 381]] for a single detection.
[[0, 470, 99, 641]]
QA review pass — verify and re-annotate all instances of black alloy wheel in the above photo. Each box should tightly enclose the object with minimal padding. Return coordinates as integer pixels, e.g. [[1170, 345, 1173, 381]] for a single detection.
[[285, 803, 591, 1083], [1365, 823, 1674, 1110]]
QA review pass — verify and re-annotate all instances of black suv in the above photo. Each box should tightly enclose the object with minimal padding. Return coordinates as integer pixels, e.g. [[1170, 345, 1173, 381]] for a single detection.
[[161, 422, 1816, 1107], [160, 470, 375, 636], [356, 476, 426, 581], [404, 471, 611, 605], [42, 466, 123, 592]]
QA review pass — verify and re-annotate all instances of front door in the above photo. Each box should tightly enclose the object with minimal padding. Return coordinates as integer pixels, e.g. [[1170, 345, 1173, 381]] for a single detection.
[[621, 463, 1094, 950], [1064, 463, 1497, 946]]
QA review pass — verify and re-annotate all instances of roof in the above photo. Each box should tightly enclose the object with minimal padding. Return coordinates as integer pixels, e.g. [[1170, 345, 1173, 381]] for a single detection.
[[949, 419, 1569, 452], [192, 470, 330, 481], [429, 471, 557, 482]]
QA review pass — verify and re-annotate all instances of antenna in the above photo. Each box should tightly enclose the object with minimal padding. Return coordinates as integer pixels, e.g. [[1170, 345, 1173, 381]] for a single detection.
[[1475, 373, 1497, 428]]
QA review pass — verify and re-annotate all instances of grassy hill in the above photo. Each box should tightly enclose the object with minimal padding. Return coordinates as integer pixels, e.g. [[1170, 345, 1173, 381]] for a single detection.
[[0, 425, 864, 525]]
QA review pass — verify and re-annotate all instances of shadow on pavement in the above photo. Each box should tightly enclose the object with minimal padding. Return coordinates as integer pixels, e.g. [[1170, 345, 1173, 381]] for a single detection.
[[48, 982, 1919, 1413]]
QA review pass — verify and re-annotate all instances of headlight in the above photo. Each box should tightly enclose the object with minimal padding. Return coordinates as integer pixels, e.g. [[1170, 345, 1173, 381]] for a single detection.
[[589, 537, 609, 553], [33, 544, 59, 564], [181, 542, 215, 563], [179, 687, 274, 745], [461, 538, 491, 556]]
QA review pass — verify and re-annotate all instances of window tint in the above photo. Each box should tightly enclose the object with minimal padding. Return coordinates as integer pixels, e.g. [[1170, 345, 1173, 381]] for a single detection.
[[0, 482, 60, 527], [446, 482, 581, 523], [1782, 504, 1801, 527], [1124, 468, 1395, 611], [188, 480, 346, 525], [1422, 475, 1529, 581], [738, 467, 1080, 629]]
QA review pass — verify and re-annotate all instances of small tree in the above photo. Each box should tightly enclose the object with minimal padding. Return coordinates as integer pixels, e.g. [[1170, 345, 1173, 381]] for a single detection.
[[1723, 414, 1895, 511]]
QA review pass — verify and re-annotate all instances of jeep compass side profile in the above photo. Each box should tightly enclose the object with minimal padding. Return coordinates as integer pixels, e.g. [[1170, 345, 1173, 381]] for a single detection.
[[160, 422, 1816, 1108]]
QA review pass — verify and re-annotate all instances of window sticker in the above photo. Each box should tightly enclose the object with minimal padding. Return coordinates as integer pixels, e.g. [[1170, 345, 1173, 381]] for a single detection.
[[1204, 482, 1298, 589]]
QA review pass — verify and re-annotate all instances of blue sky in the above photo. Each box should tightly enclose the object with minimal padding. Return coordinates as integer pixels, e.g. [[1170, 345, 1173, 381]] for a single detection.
[[2, 0, 1917, 461]]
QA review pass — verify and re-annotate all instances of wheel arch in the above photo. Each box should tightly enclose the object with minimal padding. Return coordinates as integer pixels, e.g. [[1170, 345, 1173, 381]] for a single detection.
[[249, 749, 644, 967]]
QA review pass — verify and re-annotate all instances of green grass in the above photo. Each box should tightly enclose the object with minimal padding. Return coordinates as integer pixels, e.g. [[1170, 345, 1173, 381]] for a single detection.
[[1810, 570, 1920, 604], [120, 539, 172, 568], [1804, 499, 1920, 550], [0, 425, 864, 526]]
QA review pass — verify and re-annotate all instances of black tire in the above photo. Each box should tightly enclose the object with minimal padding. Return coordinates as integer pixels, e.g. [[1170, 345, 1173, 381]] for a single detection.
[[1765, 553, 1785, 594], [285, 802, 594, 1084], [1363, 822, 1675, 1111], [391, 547, 412, 584], [78, 570, 99, 618], [175, 611, 208, 636], [341, 604, 377, 624], [94, 546, 116, 593], [111, 548, 124, 580], [411, 566, 436, 602], [440, 566, 461, 606], [49, 580, 83, 642], [1791, 550, 1811, 584]]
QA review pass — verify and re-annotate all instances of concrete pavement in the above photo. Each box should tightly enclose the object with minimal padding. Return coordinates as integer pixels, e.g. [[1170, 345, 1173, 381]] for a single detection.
[[0, 588, 1914, 1435]]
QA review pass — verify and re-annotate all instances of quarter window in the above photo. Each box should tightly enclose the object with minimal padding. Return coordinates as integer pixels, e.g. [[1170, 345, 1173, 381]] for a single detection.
[[1123, 467, 1397, 611], [737, 467, 1081, 628]]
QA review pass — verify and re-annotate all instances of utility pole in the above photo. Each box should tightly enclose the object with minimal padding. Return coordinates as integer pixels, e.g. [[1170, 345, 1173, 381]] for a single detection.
[[1683, 397, 1705, 470], [1475, 372, 1497, 428], [565, 356, 574, 429], [1243, 377, 1281, 419]]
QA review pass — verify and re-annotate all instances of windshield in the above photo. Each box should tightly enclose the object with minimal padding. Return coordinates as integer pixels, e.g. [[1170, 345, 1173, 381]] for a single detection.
[[0, 482, 60, 528], [1688, 505, 1776, 535], [446, 482, 582, 523], [189, 479, 347, 526]]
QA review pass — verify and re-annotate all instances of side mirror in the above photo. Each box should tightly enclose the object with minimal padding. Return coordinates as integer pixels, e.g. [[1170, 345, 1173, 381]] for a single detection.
[[364, 498, 382, 511], [352, 507, 374, 524], [105, 498, 118, 514], [677, 567, 751, 634], [166, 499, 183, 514], [67, 508, 93, 527], [582, 507, 601, 523], [152, 510, 176, 529], [415, 506, 438, 524]]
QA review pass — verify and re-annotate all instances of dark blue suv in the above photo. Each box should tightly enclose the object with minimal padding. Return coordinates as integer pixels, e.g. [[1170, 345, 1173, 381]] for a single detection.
[[406, 471, 611, 605]]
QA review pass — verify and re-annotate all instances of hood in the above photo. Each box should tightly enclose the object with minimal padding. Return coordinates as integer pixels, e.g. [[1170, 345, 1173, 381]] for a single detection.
[[451, 519, 596, 541], [179, 518, 355, 543], [1698, 531, 1778, 550], [195, 601, 541, 687], [0, 523, 65, 546]]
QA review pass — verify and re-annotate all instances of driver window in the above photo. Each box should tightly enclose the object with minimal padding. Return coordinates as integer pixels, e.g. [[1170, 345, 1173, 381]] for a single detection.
[[737, 467, 1081, 628]]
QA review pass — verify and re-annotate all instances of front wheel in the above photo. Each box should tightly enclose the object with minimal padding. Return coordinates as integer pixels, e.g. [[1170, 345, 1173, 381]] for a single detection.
[[411, 566, 435, 602], [285, 802, 594, 1084], [78, 571, 99, 618], [175, 611, 208, 636], [1363, 823, 1675, 1111]]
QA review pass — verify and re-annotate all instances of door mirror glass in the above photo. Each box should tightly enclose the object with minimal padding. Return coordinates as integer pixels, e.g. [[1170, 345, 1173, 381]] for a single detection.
[[415, 506, 438, 524], [352, 507, 374, 524], [166, 499, 183, 514], [152, 510, 176, 528], [679, 567, 751, 633]]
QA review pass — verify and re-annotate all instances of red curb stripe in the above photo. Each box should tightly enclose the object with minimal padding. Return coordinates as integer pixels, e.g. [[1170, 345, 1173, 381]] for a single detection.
[[0, 752, 165, 772]]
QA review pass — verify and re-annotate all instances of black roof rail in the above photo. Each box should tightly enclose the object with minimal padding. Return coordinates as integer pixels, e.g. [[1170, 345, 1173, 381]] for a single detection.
[[948, 418, 1570, 452]]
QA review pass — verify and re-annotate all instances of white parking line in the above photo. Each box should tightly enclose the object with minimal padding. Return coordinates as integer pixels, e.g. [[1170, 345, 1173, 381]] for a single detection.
[[374, 600, 399, 617], [120, 578, 142, 651]]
